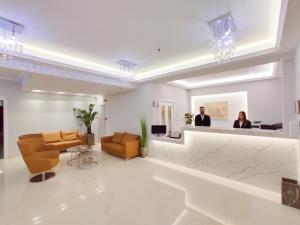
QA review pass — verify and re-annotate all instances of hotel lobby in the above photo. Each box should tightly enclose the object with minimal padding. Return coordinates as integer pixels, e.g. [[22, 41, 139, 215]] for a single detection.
[[1, 0, 300, 224]]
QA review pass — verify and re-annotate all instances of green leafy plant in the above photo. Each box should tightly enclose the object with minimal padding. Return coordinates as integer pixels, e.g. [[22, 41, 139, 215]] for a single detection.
[[185, 113, 194, 125], [77, 104, 98, 134], [140, 117, 148, 148]]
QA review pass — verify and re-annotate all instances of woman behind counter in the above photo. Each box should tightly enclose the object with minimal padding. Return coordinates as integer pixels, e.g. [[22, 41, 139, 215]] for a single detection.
[[233, 111, 252, 129]]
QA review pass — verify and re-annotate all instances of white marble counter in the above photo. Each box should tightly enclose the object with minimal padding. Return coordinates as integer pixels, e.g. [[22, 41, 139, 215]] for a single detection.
[[150, 127, 300, 193], [183, 126, 298, 140]]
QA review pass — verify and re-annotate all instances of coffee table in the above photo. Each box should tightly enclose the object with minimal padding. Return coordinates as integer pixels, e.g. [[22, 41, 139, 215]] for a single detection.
[[78, 150, 99, 169], [67, 145, 99, 169]]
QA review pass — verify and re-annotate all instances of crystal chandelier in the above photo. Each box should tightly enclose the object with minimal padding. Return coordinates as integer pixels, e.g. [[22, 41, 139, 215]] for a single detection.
[[208, 13, 235, 63], [0, 17, 24, 62], [116, 59, 136, 85]]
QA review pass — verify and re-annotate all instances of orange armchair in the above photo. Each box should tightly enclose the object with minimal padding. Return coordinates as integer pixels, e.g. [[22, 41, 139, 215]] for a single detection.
[[17, 141, 60, 182]]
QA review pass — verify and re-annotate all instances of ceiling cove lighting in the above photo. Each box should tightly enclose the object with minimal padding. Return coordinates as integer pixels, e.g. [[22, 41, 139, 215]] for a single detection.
[[32, 90, 87, 96], [173, 63, 275, 89], [208, 13, 236, 64], [0, 17, 24, 62]]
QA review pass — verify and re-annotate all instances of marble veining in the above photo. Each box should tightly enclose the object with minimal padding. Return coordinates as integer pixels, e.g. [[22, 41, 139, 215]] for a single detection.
[[151, 130, 299, 192]]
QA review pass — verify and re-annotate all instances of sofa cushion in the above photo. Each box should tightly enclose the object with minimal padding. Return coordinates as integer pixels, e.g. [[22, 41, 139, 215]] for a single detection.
[[63, 140, 81, 147], [121, 133, 139, 144], [112, 132, 124, 143], [61, 130, 78, 141], [103, 143, 124, 154], [44, 141, 66, 150], [42, 132, 62, 143]]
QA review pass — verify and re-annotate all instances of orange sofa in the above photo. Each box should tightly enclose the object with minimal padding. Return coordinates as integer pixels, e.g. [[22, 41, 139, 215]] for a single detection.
[[18, 130, 84, 153], [101, 132, 140, 160]]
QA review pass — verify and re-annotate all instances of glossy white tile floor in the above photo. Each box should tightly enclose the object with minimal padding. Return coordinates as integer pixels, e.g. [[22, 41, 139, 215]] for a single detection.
[[1, 149, 300, 225]]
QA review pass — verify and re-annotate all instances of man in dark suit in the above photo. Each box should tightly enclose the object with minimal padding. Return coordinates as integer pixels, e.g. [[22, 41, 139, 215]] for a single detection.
[[195, 106, 211, 127]]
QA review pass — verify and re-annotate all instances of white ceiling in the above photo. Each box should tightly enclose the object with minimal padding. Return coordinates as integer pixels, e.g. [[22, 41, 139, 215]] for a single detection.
[[171, 62, 277, 89], [0, 0, 284, 80]]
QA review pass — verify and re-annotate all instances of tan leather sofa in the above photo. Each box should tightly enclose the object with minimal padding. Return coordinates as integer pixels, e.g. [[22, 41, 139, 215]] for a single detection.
[[42, 131, 84, 152], [101, 133, 140, 160], [18, 130, 84, 153]]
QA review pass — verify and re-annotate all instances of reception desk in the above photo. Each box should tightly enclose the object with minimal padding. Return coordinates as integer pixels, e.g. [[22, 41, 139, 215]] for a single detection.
[[150, 126, 299, 193]]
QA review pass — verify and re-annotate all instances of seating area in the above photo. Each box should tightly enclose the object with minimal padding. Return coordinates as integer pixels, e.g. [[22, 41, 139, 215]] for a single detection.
[[17, 130, 141, 181]]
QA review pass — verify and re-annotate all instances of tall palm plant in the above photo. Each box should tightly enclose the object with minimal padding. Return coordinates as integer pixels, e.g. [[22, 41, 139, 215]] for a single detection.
[[140, 117, 148, 157], [77, 104, 98, 134]]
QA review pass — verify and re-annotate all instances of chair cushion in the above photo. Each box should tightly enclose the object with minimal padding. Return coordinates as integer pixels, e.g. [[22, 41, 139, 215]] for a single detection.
[[103, 143, 124, 154], [61, 130, 78, 141], [121, 133, 139, 144], [42, 132, 62, 143], [112, 132, 124, 143]]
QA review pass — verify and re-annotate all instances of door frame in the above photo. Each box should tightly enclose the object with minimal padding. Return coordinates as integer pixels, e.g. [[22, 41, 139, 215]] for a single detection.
[[158, 99, 175, 134], [0, 96, 8, 159]]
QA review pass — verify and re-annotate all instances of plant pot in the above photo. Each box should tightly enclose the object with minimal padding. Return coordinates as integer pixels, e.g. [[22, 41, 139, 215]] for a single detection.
[[140, 147, 148, 158], [86, 133, 95, 146]]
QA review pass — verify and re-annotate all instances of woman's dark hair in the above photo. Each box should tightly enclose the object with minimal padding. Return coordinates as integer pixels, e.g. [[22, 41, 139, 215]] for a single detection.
[[238, 111, 247, 121]]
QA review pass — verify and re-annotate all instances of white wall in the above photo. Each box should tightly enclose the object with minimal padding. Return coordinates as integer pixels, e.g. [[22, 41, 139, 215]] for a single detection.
[[188, 78, 283, 126], [0, 79, 100, 157], [191, 92, 248, 128], [105, 82, 187, 135], [295, 43, 300, 121]]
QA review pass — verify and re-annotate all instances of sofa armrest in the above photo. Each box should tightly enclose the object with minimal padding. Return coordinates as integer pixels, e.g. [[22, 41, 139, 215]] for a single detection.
[[78, 133, 85, 144], [101, 136, 113, 145], [124, 139, 140, 159]]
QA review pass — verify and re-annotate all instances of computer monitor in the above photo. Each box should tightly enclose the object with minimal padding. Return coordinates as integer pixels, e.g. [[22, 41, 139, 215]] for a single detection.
[[151, 125, 167, 136]]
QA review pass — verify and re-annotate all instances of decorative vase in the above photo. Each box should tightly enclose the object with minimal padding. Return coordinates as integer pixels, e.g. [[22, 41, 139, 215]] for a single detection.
[[140, 147, 148, 158]]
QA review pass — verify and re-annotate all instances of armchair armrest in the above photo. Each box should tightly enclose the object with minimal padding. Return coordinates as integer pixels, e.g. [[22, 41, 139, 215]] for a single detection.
[[124, 139, 140, 159], [101, 136, 113, 144]]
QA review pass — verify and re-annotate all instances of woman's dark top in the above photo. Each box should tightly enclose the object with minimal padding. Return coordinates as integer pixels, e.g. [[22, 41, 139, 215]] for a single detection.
[[233, 119, 252, 129]]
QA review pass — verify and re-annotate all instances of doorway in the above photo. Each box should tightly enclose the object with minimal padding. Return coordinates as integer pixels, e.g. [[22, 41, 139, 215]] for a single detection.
[[159, 100, 175, 136], [0, 100, 4, 159]]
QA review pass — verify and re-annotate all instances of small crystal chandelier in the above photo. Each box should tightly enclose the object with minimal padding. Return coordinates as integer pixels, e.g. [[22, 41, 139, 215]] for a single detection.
[[208, 13, 235, 63], [116, 59, 136, 85], [0, 17, 24, 62]]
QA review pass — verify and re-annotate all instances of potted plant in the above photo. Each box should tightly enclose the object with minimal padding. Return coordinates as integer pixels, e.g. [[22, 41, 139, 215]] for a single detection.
[[77, 104, 98, 145], [185, 113, 194, 126], [140, 117, 148, 158]]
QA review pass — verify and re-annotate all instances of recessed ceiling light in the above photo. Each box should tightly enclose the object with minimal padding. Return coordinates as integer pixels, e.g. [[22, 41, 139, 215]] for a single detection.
[[56, 92, 66, 94]]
